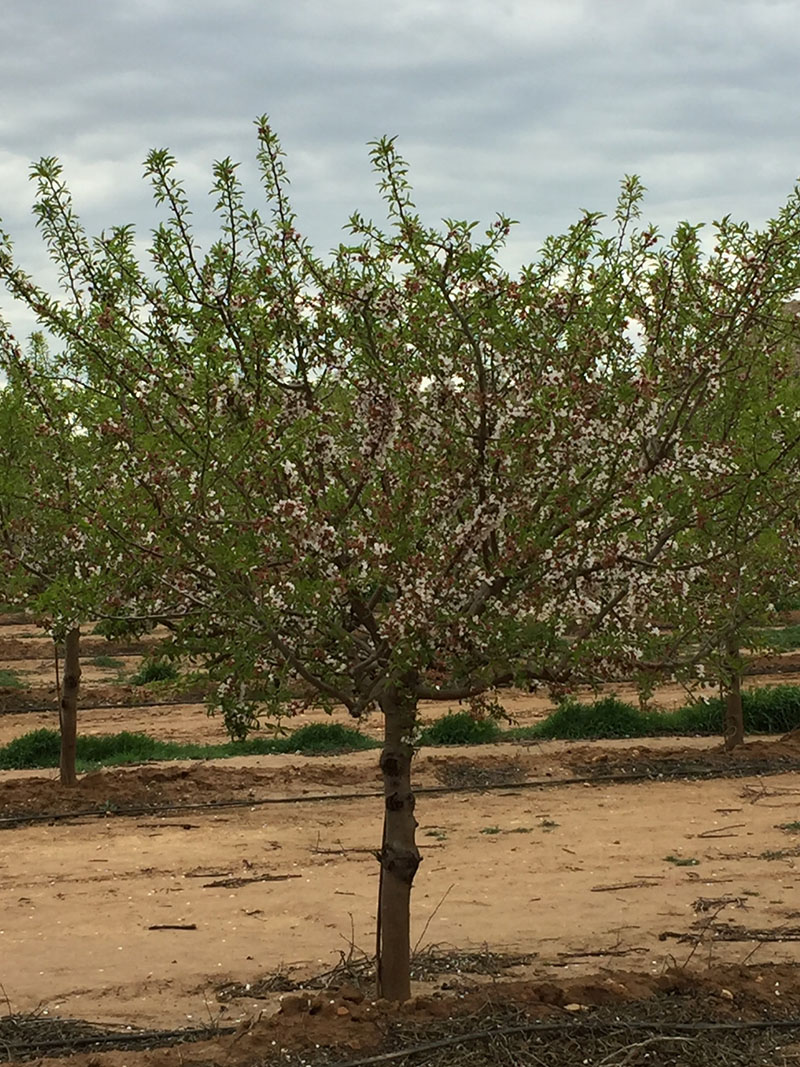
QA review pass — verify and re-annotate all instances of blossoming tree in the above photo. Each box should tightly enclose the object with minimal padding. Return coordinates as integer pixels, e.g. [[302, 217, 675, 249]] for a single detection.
[[3, 121, 800, 996], [0, 335, 100, 784]]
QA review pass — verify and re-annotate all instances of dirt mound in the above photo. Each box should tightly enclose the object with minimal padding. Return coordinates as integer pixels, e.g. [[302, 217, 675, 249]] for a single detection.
[[10, 964, 800, 1067], [5, 735, 800, 823], [0, 684, 211, 715], [564, 733, 800, 779], [0, 760, 381, 821]]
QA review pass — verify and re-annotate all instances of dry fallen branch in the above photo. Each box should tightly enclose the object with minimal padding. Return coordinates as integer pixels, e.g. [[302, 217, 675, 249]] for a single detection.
[[695, 823, 746, 839], [590, 879, 660, 893], [202, 873, 301, 889], [147, 923, 197, 931]]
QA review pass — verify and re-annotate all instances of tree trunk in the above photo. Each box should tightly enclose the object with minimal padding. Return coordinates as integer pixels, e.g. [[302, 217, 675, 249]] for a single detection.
[[59, 627, 81, 786], [723, 639, 744, 752], [376, 684, 420, 1002]]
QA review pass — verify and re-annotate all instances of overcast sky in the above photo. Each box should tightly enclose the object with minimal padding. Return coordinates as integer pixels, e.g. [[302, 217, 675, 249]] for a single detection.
[[2, 0, 800, 338]]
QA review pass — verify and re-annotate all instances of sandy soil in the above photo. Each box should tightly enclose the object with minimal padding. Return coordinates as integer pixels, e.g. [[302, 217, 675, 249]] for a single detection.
[[3, 749, 800, 1030], [3, 616, 800, 1055]]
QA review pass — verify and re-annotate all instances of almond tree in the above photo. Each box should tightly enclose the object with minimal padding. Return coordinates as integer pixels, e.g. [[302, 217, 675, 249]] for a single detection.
[[629, 295, 800, 748], [3, 122, 800, 996], [0, 340, 96, 784]]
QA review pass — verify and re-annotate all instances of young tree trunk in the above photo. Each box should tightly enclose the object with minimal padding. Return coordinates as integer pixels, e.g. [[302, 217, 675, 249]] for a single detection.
[[59, 627, 81, 786], [376, 684, 420, 1002], [723, 639, 744, 752]]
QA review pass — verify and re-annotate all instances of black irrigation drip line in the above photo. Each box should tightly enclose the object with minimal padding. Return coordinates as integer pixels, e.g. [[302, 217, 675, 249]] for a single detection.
[[1, 698, 206, 714], [0, 1022, 237, 1057], [2, 759, 800, 829], [7, 1014, 800, 1064], [329, 1017, 800, 1067], [4, 1011, 800, 1062]]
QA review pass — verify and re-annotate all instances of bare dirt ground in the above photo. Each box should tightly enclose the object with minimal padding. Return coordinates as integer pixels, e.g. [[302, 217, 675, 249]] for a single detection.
[[4, 618, 800, 1065], [4, 752, 800, 1029]]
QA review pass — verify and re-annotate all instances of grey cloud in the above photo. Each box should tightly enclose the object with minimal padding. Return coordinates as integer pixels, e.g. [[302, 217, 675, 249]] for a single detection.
[[3, 0, 800, 337]]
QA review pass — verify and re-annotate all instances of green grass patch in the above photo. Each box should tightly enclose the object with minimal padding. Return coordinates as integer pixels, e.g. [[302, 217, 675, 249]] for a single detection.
[[0, 668, 24, 689], [129, 661, 179, 686], [513, 696, 652, 741], [91, 655, 125, 669], [509, 686, 800, 742], [777, 822, 800, 833], [658, 687, 800, 736], [4, 683, 800, 773], [757, 625, 800, 652], [773, 594, 800, 612], [417, 711, 502, 746], [664, 854, 699, 866], [0, 729, 62, 768], [277, 722, 378, 754], [0, 722, 379, 771], [759, 848, 800, 861]]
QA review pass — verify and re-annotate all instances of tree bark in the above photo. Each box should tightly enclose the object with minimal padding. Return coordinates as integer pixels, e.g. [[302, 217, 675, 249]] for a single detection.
[[376, 684, 420, 1002], [723, 639, 744, 752], [59, 627, 81, 786]]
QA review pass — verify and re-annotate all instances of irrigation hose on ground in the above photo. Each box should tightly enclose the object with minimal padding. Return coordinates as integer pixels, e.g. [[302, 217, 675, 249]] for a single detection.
[[7, 1014, 800, 1063], [2, 758, 800, 828]]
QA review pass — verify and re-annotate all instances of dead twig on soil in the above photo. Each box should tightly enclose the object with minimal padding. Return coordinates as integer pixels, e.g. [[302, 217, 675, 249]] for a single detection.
[[413, 884, 455, 955], [202, 873, 301, 889], [147, 923, 197, 931], [590, 879, 660, 893], [693, 896, 748, 913], [553, 946, 647, 965], [596, 1034, 693, 1066], [741, 782, 800, 805], [695, 823, 746, 839]]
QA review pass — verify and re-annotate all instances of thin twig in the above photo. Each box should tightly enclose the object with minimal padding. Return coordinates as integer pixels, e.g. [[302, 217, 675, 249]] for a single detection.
[[413, 883, 455, 955]]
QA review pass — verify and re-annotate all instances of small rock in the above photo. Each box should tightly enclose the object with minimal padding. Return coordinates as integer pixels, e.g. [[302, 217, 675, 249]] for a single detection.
[[279, 994, 308, 1015], [603, 979, 627, 995], [339, 984, 365, 1004], [564, 1003, 587, 1012]]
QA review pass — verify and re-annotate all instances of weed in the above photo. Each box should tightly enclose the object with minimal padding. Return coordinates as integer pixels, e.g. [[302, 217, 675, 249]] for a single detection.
[[773, 594, 800, 612], [664, 855, 699, 866], [91, 655, 125, 669], [0, 668, 24, 689], [480, 826, 502, 835], [0, 722, 379, 771], [279, 722, 378, 754], [540, 818, 559, 830], [515, 685, 800, 742], [417, 712, 502, 747], [129, 661, 179, 686], [425, 829, 448, 840], [758, 848, 800, 861], [756, 625, 800, 652], [777, 822, 800, 833], [93, 617, 155, 640], [524, 696, 650, 740], [0, 729, 62, 769]]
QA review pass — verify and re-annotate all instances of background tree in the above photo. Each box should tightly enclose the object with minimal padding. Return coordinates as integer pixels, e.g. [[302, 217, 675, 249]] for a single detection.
[[3, 122, 800, 995], [629, 290, 800, 748], [0, 335, 101, 784]]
